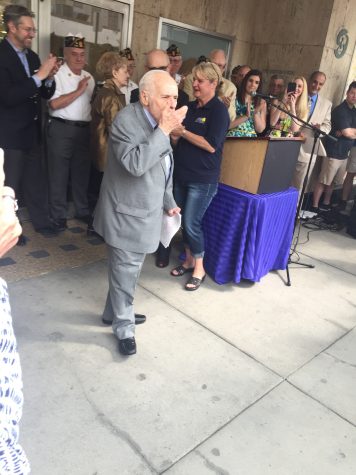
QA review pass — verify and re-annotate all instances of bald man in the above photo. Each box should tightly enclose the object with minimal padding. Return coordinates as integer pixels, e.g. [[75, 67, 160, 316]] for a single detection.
[[183, 49, 237, 120], [94, 71, 186, 355], [130, 49, 189, 108]]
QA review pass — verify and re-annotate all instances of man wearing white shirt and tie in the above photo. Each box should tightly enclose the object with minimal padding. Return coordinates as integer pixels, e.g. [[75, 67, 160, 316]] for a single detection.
[[47, 34, 95, 231], [291, 71, 332, 192]]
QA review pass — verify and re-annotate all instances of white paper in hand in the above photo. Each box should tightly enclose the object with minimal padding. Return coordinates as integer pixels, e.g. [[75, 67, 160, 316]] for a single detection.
[[160, 213, 181, 248]]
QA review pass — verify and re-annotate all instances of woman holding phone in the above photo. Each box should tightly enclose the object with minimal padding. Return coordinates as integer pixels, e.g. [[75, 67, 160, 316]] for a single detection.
[[269, 76, 308, 136]]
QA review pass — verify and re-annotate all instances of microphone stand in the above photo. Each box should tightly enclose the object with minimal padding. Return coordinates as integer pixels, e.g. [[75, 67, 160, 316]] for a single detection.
[[265, 99, 337, 286]]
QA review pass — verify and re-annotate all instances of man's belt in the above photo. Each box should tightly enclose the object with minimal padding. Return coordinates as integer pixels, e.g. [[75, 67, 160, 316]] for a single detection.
[[51, 117, 90, 128]]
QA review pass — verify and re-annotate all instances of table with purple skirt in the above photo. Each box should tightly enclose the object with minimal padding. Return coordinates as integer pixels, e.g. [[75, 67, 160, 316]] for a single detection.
[[203, 184, 298, 284]]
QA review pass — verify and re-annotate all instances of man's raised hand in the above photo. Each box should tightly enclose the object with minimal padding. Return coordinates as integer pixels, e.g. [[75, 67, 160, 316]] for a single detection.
[[159, 105, 188, 136]]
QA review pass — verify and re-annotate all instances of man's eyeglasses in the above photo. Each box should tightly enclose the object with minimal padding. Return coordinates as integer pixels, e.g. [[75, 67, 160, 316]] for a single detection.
[[18, 26, 37, 34]]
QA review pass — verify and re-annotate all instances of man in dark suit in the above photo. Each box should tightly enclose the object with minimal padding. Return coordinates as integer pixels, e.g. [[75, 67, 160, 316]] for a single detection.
[[94, 70, 186, 356], [0, 4, 58, 236]]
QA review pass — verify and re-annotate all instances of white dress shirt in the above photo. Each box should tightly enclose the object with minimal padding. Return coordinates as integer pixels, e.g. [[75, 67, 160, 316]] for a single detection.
[[49, 62, 95, 121], [121, 79, 138, 105]]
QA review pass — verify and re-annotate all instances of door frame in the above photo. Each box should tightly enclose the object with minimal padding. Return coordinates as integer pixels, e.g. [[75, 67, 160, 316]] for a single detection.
[[36, 0, 134, 59]]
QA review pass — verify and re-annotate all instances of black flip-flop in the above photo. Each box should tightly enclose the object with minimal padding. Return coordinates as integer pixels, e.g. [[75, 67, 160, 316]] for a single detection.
[[170, 264, 194, 277], [185, 275, 206, 291]]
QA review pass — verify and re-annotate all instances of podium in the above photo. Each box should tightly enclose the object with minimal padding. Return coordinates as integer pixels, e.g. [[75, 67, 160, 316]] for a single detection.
[[203, 185, 298, 284], [220, 137, 303, 194]]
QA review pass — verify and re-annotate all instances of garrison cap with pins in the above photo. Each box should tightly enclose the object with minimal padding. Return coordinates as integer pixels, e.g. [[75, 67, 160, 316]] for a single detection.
[[119, 47, 134, 60], [64, 33, 85, 49], [166, 44, 181, 57]]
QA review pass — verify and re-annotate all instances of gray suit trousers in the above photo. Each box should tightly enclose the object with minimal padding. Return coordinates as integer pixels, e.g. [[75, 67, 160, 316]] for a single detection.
[[47, 119, 90, 221], [103, 245, 145, 340]]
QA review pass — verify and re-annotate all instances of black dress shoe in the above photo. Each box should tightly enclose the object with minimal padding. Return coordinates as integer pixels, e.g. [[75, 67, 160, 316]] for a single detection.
[[102, 313, 146, 325], [155, 242, 171, 268], [118, 337, 136, 355], [35, 225, 58, 236], [16, 234, 28, 246], [87, 225, 104, 240], [52, 219, 67, 232], [75, 214, 91, 224], [134, 313, 146, 324]]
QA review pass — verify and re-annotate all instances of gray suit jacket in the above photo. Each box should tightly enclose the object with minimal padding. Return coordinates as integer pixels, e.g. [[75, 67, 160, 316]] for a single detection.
[[298, 94, 332, 163], [93, 102, 177, 253]]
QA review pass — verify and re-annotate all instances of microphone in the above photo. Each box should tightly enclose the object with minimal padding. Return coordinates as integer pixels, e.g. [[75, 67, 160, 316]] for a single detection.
[[251, 91, 278, 100]]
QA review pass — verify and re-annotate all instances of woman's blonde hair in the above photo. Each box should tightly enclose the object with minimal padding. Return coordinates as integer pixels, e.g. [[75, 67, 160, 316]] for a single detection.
[[293, 76, 308, 122], [192, 61, 222, 90], [96, 52, 128, 80]]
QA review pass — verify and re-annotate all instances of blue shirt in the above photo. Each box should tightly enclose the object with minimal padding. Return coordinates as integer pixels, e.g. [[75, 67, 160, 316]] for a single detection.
[[174, 96, 230, 184], [6, 38, 53, 88], [308, 93, 318, 120]]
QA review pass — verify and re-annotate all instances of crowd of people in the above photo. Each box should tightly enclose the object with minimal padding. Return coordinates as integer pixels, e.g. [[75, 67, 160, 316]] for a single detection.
[[1, 6, 355, 475], [1, 3, 356, 360]]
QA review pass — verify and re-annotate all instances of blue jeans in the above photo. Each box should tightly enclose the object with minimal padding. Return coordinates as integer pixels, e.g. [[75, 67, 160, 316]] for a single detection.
[[174, 182, 218, 258]]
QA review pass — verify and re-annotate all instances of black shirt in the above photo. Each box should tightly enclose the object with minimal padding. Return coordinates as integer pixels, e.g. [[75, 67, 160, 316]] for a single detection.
[[174, 96, 230, 184], [324, 100, 356, 159]]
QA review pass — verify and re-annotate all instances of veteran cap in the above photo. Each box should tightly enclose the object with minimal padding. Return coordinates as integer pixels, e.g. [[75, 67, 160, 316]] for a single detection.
[[64, 33, 85, 49], [119, 47, 134, 60], [166, 44, 182, 57]]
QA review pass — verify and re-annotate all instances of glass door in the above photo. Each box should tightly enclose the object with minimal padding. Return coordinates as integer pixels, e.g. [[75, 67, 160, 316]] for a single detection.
[[0, 0, 32, 41], [49, 0, 132, 76], [158, 18, 233, 77]]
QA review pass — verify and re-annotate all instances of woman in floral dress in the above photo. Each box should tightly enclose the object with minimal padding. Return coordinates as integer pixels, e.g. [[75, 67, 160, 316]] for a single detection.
[[227, 69, 267, 137]]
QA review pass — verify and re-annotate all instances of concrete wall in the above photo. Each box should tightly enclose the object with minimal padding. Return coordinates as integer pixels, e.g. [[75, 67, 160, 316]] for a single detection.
[[319, 0, 356, 104], [249, 0, 333, 83], [129, 0, 356, 106], [131, 0, 258, 81]]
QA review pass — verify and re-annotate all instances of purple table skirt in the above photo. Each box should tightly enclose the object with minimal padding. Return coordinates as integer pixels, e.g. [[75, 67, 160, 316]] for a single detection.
[[203, 184, 298, 284]]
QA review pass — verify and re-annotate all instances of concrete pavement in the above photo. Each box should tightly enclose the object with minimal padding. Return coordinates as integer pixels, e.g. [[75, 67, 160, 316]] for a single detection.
[[8, 225, 356, 475]]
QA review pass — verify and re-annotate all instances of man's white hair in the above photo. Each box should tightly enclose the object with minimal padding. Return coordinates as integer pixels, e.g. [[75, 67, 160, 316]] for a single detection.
[[139, 69, 171, 94]]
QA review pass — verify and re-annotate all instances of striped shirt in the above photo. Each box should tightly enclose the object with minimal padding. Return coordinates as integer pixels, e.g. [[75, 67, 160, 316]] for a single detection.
[[0, 278, 30, 474]]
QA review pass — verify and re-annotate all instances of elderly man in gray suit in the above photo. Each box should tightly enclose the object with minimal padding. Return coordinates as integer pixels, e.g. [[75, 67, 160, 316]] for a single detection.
[[94, 70, 186, 356]]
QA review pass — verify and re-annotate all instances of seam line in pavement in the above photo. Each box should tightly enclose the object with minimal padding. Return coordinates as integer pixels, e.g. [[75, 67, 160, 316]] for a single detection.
[[66, 351, 159, 475], [159, 379, 285, 474], [287, 381, 356, 428], [138, 282, 283, 380], [324, 351, 356, 369], [296, 251, 356, 278], [285, 325, 356, 380]]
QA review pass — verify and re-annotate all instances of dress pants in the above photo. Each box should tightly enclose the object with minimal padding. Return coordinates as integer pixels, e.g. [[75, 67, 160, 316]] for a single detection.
[[292, 156, 322, 194], [103, 245, 146, 340], [3, 145, 51, 229], [47, 119, 90, 221]]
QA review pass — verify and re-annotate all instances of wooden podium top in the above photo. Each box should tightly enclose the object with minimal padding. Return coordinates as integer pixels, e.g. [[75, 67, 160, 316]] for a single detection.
[[225, 136, 305, 142], [220, 135, 303, 194]]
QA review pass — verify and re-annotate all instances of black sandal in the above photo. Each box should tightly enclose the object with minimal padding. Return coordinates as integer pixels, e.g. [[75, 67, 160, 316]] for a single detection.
[[170, 264, 194, 277], [185, 275, 206, 291]]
